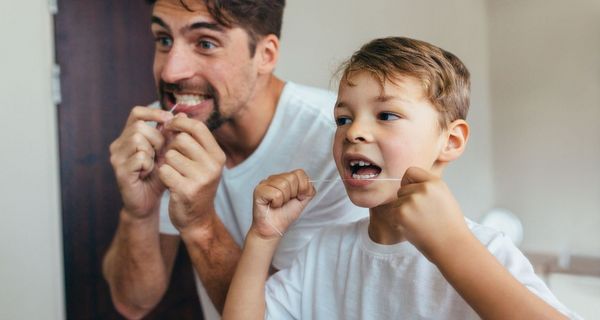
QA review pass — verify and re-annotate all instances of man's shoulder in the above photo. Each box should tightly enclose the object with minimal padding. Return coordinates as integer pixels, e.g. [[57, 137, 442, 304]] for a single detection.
[[282, 82, 336, 111]]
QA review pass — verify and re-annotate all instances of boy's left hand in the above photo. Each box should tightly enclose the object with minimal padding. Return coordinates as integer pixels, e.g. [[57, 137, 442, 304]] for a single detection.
[[383, 167, 472, 261]]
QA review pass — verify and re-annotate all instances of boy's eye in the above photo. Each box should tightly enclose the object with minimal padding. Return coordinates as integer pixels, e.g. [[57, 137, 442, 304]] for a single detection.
[[335, 116, 352, 126], [154, 35, 173, 50], [198, 39, 216, 50], [378, 112, 400, 121]]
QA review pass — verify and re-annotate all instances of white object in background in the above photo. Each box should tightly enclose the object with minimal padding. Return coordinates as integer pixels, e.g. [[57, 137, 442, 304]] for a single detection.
[[480, 208, 524, 246]]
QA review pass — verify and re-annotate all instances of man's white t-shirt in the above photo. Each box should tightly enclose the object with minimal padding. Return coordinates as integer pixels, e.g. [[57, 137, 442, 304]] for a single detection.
[[159, 82, 367, 319], [265, 218, 581, 319]]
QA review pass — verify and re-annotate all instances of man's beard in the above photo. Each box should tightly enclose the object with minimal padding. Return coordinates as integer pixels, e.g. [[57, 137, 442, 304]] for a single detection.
[[158, 80, 228, 131]]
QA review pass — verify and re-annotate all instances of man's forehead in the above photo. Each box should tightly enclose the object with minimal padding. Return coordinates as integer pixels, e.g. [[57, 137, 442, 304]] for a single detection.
[[153, 0, 214, 21], [154, 0, 207, 11]]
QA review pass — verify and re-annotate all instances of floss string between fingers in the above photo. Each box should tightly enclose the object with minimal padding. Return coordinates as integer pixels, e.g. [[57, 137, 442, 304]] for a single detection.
[[263, 177, 403, 237], [265, 203, 284, 237]]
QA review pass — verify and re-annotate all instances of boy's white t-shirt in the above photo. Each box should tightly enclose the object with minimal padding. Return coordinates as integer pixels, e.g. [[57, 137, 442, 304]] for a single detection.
[[158, 82, 368, 319], [265, 218, 581, 320]]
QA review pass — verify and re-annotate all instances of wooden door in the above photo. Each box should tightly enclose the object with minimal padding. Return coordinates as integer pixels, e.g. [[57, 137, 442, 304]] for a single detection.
[[55, 1, 202, 318]]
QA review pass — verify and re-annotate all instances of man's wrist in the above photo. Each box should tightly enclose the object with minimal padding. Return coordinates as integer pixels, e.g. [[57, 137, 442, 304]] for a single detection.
[[120, 207, 160, 228]]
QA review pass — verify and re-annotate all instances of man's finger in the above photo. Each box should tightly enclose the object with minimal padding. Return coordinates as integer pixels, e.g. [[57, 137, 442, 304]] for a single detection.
[[125, 106, 173, 127], [164, 116, 223, 156]]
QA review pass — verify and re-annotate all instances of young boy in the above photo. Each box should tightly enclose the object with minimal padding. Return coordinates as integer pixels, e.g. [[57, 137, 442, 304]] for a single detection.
[[223, 37, 578, 319]]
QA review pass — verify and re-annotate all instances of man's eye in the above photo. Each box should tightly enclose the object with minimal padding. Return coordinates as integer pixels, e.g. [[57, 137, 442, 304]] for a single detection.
[[378, 112, 400, 121], [155, 36, 173, 49], [335, 117, 352, 126], [198, 40, 216, 50]]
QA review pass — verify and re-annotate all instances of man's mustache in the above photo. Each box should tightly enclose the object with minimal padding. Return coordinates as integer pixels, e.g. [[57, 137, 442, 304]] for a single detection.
[[159, 80, 217, 96]]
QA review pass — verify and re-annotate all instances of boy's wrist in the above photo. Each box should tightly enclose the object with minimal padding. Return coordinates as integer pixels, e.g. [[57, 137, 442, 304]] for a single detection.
[[427, 230, 480, 266]]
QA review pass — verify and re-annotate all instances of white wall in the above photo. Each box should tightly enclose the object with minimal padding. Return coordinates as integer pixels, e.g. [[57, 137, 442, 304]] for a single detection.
[[488, 0, 600, 256], [277, 0, 496, 219], [0, 1, 65, 319]]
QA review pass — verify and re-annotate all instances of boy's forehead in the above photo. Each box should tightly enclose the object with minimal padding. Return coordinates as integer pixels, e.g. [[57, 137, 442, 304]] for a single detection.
[[342, 71, 425, 98]]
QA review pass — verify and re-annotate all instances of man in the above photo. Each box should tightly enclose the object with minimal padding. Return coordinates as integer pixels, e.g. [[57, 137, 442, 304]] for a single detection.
[[102, 0, 366, 319]]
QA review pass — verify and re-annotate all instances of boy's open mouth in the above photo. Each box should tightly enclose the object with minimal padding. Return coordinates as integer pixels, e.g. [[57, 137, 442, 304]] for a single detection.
[[348, 159, 382, 179]]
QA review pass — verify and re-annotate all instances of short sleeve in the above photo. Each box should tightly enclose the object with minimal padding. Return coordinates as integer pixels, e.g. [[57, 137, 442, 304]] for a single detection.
[[485, 232, 582, 319], [158, 191, 179, 235]]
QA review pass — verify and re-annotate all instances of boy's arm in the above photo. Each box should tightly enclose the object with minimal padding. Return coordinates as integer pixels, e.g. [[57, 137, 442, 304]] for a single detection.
[[223, 170, 315, 320], [222, 231, 281, 320], [388, 167, 567, 320], [431, 232, 568, 320]]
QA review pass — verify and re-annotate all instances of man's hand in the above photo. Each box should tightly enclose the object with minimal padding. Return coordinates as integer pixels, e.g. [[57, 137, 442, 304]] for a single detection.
[[158, 114, 227, 232], [382, 167, 472, 261], [109, 106, 174, 219], [251, 170, 316, 239]]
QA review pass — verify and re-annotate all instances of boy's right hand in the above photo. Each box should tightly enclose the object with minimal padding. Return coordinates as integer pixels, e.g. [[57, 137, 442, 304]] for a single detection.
[[251, 170, 316, 239], [109, 106, 174, 219]]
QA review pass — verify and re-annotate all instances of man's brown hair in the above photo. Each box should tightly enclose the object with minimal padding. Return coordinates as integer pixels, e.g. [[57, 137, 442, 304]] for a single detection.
[[147, 0, 285, 55], [339, 37, 471, 128]]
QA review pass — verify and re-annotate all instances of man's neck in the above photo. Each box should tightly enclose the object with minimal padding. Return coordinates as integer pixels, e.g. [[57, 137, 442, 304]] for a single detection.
[[213, 75, 285, 168]]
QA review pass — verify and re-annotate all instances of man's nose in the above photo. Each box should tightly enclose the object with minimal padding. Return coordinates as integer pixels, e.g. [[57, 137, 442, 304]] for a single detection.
[[345, 120, 373, 143], [160, 44, 196, 84]]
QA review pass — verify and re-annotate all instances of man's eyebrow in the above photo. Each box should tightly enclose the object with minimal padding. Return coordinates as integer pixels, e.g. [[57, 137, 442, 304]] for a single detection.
[[188, 21, 224, 32], [151, 16, 224, 33], [151, 16, 169, 31]]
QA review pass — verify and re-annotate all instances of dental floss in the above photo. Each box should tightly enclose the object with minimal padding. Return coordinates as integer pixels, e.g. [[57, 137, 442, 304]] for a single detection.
[[264, 204, 284, 237], [168, 103, 179, 114], [265, 178, 403, 236]]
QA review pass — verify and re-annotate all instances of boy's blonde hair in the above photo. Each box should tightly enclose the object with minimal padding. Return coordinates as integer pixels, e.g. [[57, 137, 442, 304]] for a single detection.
[[339, 37, 471, 129]]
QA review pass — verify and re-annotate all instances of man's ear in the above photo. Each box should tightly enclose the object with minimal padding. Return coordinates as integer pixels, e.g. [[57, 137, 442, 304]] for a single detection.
[[256, 34, 279, 74], [438, 119, 470, 162]]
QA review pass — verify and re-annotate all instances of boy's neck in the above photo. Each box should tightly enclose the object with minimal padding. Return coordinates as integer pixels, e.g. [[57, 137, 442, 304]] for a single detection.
[[367, 207, 408, 245]]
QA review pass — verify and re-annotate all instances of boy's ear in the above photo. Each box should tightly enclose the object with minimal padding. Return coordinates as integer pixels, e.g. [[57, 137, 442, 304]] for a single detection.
[[438, 119, 470, 162], [256, 34, 279, 75]]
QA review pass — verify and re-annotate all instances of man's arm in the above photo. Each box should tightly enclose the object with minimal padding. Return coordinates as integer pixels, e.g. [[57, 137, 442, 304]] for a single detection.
[[102, 209, 179, 319], [179, 210, 242, 313]]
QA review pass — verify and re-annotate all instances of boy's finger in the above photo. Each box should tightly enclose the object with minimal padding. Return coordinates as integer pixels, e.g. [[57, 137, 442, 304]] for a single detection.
[[401, 167, 433, 187], [293, 169, 314, 200]]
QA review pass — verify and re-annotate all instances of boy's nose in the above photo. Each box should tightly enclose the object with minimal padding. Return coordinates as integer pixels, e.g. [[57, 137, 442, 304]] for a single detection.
[[345, 121, 373, 143], [160, 45, 196, 84]]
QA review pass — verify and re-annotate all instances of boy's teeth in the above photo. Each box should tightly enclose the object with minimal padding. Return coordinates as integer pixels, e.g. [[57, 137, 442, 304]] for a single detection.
[[174, 94, 206, 106], [352, 173, 378, 179], [350, 160, 372, 167]]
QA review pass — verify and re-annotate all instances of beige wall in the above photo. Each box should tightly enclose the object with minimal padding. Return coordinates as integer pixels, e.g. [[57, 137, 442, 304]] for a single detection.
[[0, 1, 64, 319], [488, 0, 600, 256], [277, 0, 496, 220]]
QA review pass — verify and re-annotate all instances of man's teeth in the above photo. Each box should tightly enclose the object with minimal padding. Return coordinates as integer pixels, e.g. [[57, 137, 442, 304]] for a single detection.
[[352, 173, 378, 179], [174, 94, 206, 106]]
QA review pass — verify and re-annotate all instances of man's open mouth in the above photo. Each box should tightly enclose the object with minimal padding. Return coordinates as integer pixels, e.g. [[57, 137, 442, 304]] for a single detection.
[[348, 159, 382, 179], [173, 93, 211, 107]]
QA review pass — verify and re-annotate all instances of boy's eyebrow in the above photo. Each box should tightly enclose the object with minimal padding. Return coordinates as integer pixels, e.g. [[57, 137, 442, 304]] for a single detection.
[[151, 16, 224, 33], [335, 101, 348, 108], [374, 94, 410, 103]]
